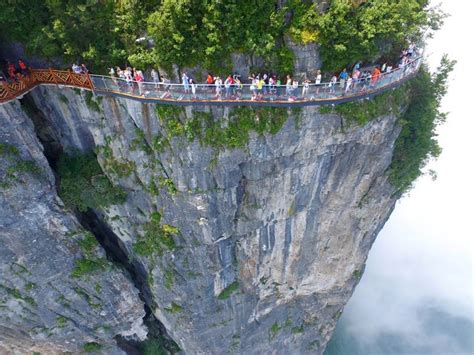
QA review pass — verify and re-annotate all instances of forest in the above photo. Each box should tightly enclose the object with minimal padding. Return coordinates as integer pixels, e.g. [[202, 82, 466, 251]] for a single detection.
[[0, 0, 442, 74]]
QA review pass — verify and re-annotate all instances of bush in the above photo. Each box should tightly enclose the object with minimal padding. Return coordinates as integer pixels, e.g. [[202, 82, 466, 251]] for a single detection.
[[290, 0, 444, 72], [83, 342, 102, 353], [389, 56, 455, 193], [133, 212, 179, 257], [71, 258, 107, 278], [58, 152, 127, 212], [217, 281, 239, 300]]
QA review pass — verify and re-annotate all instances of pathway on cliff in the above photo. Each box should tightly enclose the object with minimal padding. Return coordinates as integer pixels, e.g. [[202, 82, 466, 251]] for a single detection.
[[0, 56, 422, 107]]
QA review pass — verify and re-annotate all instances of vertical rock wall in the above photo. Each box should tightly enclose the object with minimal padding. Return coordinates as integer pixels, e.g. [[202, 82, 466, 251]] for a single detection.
[[1, 84, 401, 354], [0, 100, 146, 354]]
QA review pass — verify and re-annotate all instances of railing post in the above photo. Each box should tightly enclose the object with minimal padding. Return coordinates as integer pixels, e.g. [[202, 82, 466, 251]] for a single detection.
[[49, 68, 58, 86], [86, 73, 95, 92]]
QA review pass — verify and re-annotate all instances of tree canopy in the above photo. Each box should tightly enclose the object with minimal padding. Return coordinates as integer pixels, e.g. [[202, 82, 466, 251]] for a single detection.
[[0, 0, 442, 73]]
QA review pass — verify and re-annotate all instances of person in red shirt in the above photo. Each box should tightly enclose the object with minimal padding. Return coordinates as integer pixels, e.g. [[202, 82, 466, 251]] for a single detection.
[[371, 67, 381, 87], [7, 61, 16, 80], [18, 59, 28, 76]]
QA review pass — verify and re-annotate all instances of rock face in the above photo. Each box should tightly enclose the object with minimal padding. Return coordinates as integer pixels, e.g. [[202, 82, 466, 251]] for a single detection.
[[0, 101, 146, 354], [0, 84, 401, 354]]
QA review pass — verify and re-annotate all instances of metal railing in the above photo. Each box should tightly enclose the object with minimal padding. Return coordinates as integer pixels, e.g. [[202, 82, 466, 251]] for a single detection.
[[0, 56, 422, 106]]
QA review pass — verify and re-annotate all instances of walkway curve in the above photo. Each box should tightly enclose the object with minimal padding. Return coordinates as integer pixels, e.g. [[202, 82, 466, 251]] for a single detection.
[[0, 57, 422, 107]]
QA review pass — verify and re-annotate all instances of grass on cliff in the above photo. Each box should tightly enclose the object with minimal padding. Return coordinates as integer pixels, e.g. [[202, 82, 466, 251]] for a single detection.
[[133, 212, 179, 257], [217, 281, 239, 300], [0, 143, 42, 189], [155, 106, 300, 150], [58, 151, 127, 212]]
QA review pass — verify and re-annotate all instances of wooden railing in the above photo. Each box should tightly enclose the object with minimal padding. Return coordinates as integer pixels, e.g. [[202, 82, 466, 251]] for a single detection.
[[0, 69, 93, 104]]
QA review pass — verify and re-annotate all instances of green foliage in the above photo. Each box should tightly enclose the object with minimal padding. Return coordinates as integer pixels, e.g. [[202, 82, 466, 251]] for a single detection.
[[164, 301, 183, 314], [133, 212, 179, 257], [331, 86, 408, 125], [84, 91, 101, 113], [269, 322, 282, 340], [178, 107, 292, 150], [389, 56, 455, 193], [217, 281, 239, 300], [59, 94, 69, 104], [58, 152, 127, 212], [0, 1, 440, 75], [147, 0, 290, 73], [0, 143, 42, 188], [97, 142, 136, 178], [164, 269, 174, 290], [291, 325, 305, 334], [77, 231, 99, 254], [139, 337, 168, 355], [0, 284, 36, 306], [158, 176, 178, 195], [83, 342, 102, 353], [290, 0, 443, 71], [71, 258, 107, 278], [56, 316, 67, 328], [0, 143, 19, 157], [155, 105, 186, 138]]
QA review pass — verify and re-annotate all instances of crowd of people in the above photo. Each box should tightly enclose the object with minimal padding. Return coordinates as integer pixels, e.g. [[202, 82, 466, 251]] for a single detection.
[[102, 43, 418, 101], [2, 44, 418, 102], [0, 59, 30, 83]]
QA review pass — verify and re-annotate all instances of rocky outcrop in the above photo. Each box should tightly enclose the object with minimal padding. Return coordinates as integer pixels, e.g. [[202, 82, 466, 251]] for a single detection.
[[0, 100, 147, 354], [0, 83, 403, 353]]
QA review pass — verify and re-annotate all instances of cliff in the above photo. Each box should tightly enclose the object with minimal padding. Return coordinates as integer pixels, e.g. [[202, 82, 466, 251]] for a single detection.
[[0, 84, 401, 354]]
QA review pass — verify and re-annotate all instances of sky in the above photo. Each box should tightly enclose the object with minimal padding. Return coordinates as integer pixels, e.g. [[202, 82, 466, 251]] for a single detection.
[[325, 0, 474, 354]]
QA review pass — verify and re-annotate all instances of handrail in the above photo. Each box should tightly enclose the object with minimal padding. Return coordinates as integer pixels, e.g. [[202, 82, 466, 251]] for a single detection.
[[0, 56, 422, 107]]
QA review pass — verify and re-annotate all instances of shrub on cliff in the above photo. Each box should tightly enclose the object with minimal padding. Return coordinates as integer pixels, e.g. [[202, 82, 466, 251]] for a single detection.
[[58, 151, 127, 212], [389, 55, 455, 193]]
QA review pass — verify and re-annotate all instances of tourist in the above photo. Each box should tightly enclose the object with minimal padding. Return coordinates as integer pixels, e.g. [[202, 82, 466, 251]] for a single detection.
[[291, 79, 299, 99], [214, 76, 222, 98], [345, 76, 353, 93], [276, 77, 282, 96], [234, 75, 242, 99], [339, 68, 348, 89], [302, 78, 310, 98], [257, 76, 264, 99], [351, 68, 361, 90], [80, 64, 88, 74], [72, 63, 82, 74], [18, 59, 28, 76], [182, 71, 190, 93], [7, 61, 16, 81], [250, 75, 257, 99], [329, 74, 337, 94], [134, 69, 144, 95], [262, 73, 268, 95], [371, 66, 381, 87], [151, 69, 159, 88], [362, 70, 371, 90], [286, 75, 292, 96], [315, 70, 322, 94], [189, 78, 197, 98], [224, 75, 233, 97], [124, 67, 133, 92]]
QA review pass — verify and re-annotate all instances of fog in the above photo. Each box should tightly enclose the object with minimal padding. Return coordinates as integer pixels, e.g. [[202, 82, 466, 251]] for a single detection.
[[325, 1, 474, 354]]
